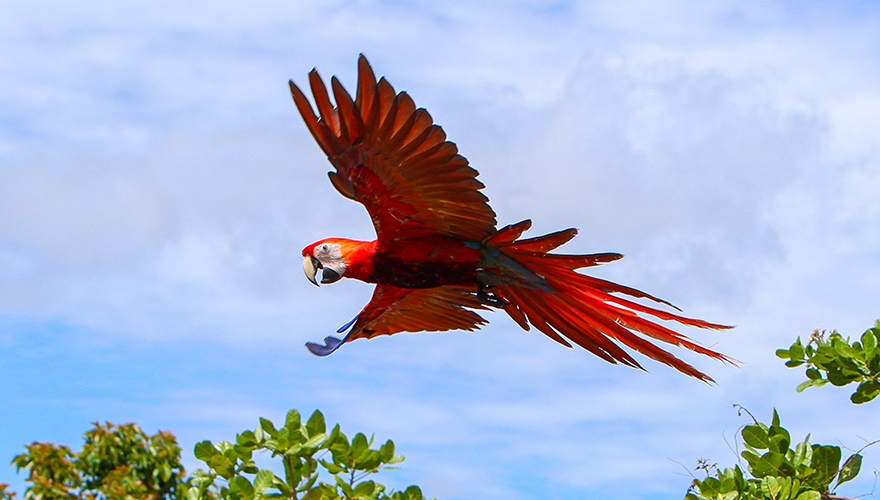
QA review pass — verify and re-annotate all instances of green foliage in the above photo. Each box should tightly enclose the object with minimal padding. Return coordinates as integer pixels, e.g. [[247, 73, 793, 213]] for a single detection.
[[77, 422, 186, 499], [11, 442, 81, 499], [0, 483, 16, 500], [181, 408, 431, 500], [10, 422, 188, 500], [6, 411, 431, 500], [686, 408, 865, 500], [776, 320, 880, 404]]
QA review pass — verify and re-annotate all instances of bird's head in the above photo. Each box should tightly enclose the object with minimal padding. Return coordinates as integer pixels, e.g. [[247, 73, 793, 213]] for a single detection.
[[302, 239, 348, 286], [302, 238, 376, 286]]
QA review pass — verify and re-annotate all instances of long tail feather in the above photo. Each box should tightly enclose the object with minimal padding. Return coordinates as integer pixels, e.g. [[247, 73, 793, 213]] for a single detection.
[[488, 221, 735, 382]]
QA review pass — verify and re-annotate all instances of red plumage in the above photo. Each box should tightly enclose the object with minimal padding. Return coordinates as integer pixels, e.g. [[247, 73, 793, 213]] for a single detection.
[[292, 55, 734, 382]]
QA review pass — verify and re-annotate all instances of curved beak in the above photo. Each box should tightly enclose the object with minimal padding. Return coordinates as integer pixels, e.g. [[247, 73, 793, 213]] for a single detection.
[[303, 255, 322, 286]]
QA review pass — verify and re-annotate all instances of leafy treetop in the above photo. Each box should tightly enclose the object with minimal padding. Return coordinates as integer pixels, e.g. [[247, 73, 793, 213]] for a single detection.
[[777, 320, 880, 404], [686, 407, 865, 500], [5, 410, 432, 500]]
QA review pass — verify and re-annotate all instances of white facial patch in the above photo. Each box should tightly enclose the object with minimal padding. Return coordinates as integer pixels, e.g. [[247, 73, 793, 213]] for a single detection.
[[314, 242, 346, 276]]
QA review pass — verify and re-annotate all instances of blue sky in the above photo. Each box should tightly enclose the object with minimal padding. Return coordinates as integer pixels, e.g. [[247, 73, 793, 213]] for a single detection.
[[2, 1, 880, 499]]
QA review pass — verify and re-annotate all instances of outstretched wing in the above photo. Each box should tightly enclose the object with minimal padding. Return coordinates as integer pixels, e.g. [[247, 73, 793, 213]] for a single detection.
[[306, 285, 489, 356], [351, 285, 489, 339], [289, 55, 497, 244]]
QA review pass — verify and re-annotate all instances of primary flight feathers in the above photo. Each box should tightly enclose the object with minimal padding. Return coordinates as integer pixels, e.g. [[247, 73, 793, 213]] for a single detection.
[[290, 55, 734, 382]]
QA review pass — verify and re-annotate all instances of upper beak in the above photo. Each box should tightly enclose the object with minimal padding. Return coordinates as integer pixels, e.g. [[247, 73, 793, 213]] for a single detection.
[[303, 255, 322, 286]]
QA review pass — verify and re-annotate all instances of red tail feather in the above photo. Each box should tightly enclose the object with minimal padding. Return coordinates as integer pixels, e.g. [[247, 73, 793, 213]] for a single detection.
[[489, 222, 735, 383]]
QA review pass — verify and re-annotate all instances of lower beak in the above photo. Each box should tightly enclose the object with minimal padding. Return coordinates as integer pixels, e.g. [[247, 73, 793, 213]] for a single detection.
[[320, 267, 342, 284], [303, 255, 322, 286]]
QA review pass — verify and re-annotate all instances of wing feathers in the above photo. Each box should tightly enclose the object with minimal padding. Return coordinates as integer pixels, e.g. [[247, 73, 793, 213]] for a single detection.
[[348, 285, 489, 340], [375, 84, 400, 147], [395, 111, 434, 157], [291, 55, 496, 242], [328, 171, 357, 199], [356, 55, 377, 120], [289, 80, 335, 155], [308, 70, 342, 150], [331, 76, 362, 145]]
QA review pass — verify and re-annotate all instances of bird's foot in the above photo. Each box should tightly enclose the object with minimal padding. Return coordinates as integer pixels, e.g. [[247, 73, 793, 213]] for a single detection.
[[305, 336, 346, 356], [305, 317, 357, 356]]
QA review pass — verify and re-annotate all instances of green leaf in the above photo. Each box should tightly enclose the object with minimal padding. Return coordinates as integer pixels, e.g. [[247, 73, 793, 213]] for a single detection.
[[696, 476, 721, 496], [852, 379, 880, 404], [741, 449, 761, 468], [795, 380, 827, 392], [325, 424, 341, 446], [350, 433, 369, 462], [792, 436, 812, 468], [379, 440, 395, 463], [837, 454, 862, 486], [253, 468, 276, 494], [303, 433, 327, 450], [160, 461, 173, 481], [260, 417, 278, 437], [387, 453, 405, 465], [209, 454, 236, 479], [353, 480, 376, 496], [761, 476, 794, 500], [791, 341, 805, 360], [195, 441, 218, 462], [185, 485, 200, 500], [809, 445, 841, 488], [752, 452, 793, 478], [319, 459, 344, 474], [742, 424, 770, 449], [215, 440, 234, 454], [306, 410, 326, 438], [832, 338, 859, 360], [335, 474, 354, 498], [272, 475, 291, 496], [229, 475, 255, 500], [768, 426, 791, 454], [795, 491, 821, 500], [299, 490, 317, 500], [285, 409, 302, 431], [356, 449, 382, 471], [827, 369, 856, 387], [233, 443, 254, 461], [276, 427, 292, 451], [237, 430, 258, 447], [862, 329, 877, 353]]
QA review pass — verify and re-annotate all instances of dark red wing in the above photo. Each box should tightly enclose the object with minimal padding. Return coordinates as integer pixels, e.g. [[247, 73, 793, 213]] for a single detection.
[[289, 55, 497, 244], [347, 285, 489, 341]]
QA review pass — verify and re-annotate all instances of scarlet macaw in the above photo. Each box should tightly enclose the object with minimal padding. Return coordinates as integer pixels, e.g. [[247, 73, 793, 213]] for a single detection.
[[290, 55, 733, 381]]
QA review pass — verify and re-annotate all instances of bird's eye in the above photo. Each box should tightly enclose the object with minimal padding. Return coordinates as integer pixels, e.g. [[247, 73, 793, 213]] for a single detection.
[[321, 244, 329, 252]]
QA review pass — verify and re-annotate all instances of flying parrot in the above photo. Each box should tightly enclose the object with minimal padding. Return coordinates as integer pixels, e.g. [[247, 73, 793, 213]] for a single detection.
[[290, 55, 734, 382]]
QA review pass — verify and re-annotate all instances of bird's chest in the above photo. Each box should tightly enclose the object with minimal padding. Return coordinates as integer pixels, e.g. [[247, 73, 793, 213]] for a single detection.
[[370, 237, 481, 288]]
